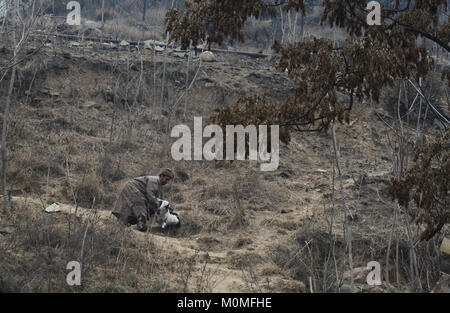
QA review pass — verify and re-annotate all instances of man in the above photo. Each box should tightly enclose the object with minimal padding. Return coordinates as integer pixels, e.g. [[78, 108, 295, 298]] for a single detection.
[[112, 168, 174, 232]]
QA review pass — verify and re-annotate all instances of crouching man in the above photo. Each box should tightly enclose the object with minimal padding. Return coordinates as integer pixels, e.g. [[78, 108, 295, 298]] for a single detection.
[[112, 168, 174, 232]]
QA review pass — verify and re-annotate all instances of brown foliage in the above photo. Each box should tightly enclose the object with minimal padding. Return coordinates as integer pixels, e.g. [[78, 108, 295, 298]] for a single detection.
[[167, 1, 447, 132], [388, 129, 449, 241], [167, 1, 449, 241]]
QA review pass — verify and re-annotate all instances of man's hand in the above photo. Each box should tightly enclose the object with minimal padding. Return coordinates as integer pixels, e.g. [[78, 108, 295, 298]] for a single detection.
[[136, 215, 148, 232]]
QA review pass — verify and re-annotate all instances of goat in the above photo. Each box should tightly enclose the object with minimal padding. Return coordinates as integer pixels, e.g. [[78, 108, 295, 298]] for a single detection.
[[155, 200, 181, 230]]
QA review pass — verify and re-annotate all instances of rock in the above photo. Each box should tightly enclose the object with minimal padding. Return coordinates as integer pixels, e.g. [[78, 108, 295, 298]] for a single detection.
[[144, 39, 166, 46], [144, 40, 166, 50], [172, 52, 186, 58], [144, 40, 153, 50], [83, 20, 102, 30], [69, 41, 81, 47], [440, 238, 450, 255], [200, 51, 216, 62], [119, 40, 130, 47]]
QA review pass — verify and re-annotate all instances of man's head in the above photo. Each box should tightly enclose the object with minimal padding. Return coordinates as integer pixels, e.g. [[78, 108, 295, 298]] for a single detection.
[[159, 168, 174, 185]]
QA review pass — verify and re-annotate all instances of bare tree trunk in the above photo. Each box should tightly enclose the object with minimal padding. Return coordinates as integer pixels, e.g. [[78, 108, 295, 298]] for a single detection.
[[385, 203, 398, 291], [300, 12, 304, 42], [184, 40, 192, 121], [101, 0, 105, 28], [279, 6, 285, 44], [153, 41, 156, 112], [323, 148, 337, 291], [2, 0, 18, 212], [159, 48, 167, 130], [159, 0, 175, 130], [142, 0, 147, 22], [291, 11, 298, 44], [416, 78, 423, 143], [331, 122, 354, 292]]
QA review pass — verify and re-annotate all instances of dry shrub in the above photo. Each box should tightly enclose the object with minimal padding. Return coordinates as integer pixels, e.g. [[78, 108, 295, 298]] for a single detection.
[[228, 251, 264, 270], [233, 173, 284, 211], [0, 202, 172, 292], [272, 279, 306, 293], [202, 199, 230, 216], [199, 185, 233, 201], [7, 148, 65, 192], [267, 230, 347, 292], [197, 236, 222, 251], [260, 264, 284, 276], [234, 237, 253, 249], [75, 171, 103, 207], [193, 178, 207, 186], [175, 169, 189, 182], [226, 182, 249, 230], [7, 107, 32, 142], [98, 152, 126, 183], [174, 251, 219, 293], [171, 193, 185, 203], [273, 218, 298, 231]]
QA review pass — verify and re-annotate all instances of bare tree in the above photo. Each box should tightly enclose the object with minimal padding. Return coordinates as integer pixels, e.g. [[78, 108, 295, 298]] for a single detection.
[[142, 0, 147, 22], [1, 0, 19, 211], [101, 0, 105, 28]]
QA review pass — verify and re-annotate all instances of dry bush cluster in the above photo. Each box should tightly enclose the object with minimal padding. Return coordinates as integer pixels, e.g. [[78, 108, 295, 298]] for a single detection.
[[0, 201, 174, 292], [266, 226, 444, 293]]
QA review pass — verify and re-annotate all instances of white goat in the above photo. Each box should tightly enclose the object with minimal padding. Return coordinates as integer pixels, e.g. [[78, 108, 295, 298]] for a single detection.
[[155, 200, 181, 230]]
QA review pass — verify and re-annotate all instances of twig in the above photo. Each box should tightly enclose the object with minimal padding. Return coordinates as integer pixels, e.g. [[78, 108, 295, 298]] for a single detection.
[[385, 203, 398, 292], [80, 197, 96, 266], [331, 122, 354, 292]]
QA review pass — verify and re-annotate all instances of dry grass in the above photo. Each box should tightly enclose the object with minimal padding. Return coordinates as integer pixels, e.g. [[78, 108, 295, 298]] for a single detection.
[[0, 24, 447, 293], [0, 201, 174, 292]]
